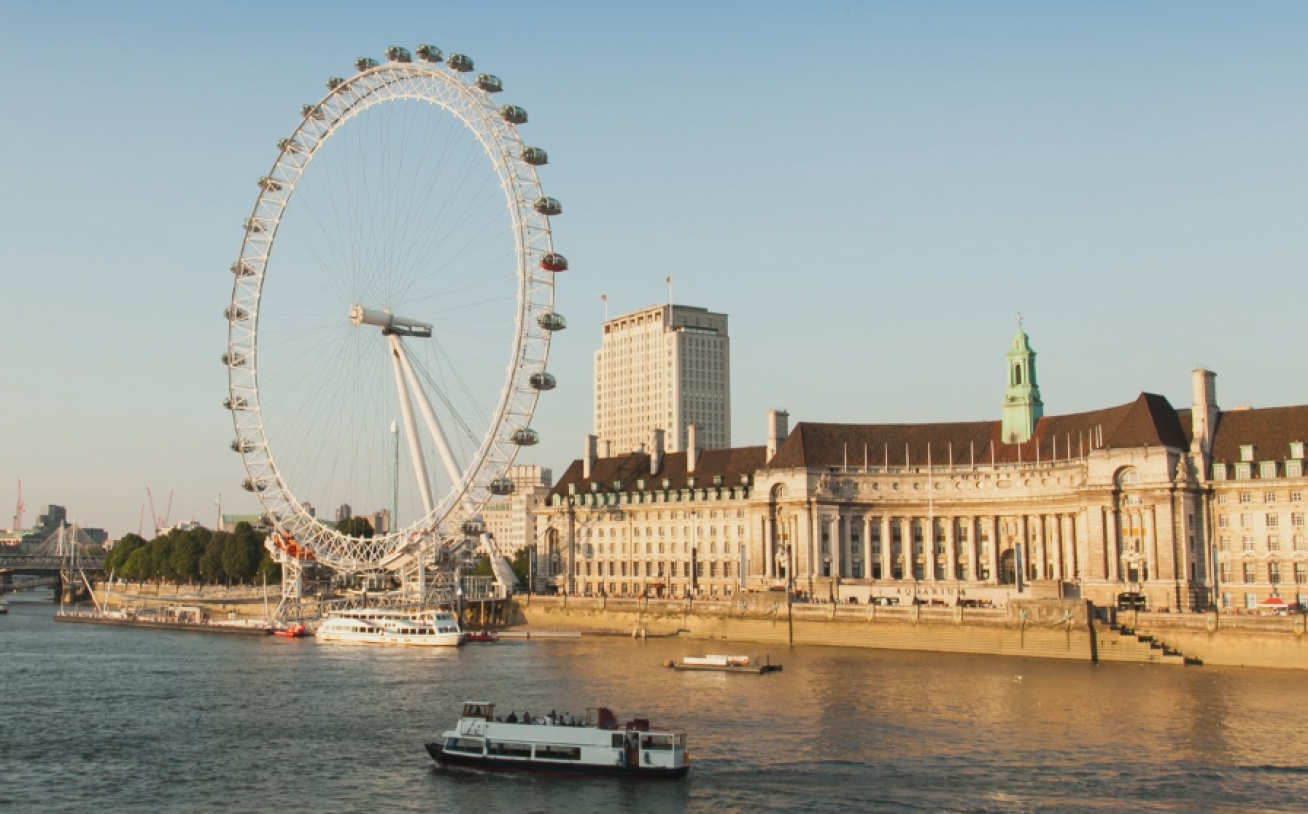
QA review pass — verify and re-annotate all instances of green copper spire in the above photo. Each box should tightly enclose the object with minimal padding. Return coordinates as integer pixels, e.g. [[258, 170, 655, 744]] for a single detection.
[[1001, 315, 1043, 444]]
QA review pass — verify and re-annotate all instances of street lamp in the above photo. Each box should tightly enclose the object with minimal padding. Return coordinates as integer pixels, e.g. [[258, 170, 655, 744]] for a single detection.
[[775, 541, 794, 644]]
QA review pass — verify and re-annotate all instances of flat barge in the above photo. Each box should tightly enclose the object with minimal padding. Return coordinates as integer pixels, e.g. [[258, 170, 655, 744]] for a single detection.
[[54, 609, 270, 636], [666, 654, 782, 674]]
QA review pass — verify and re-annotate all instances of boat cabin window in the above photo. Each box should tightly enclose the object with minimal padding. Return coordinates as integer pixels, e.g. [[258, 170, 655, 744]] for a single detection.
[[610, 734, 625, 748], [535, 745, 582, 761], [487, 741, 533, 758], [640, 734, 674, 751], [462, 703, 494, 719], [445, 737, 485, 754]]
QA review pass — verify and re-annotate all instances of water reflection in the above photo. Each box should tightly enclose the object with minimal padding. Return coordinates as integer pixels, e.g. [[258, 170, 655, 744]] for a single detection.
[[3, 597, 1308, 813]]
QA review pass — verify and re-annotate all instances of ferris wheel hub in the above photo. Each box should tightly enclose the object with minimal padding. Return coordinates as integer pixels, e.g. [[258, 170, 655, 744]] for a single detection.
[[348, 304, 433, 337]]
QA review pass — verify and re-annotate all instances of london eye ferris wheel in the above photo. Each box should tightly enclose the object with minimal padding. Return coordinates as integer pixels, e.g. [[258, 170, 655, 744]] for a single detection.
[[223, 45, 566, 579]]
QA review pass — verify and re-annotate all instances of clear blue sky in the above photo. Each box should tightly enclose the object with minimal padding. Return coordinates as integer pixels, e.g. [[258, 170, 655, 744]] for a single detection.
[[3, 1, 1305, 537]]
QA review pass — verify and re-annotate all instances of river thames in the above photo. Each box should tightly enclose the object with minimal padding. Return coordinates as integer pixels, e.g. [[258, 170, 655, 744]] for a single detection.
[[3, 594, 1307, 813]]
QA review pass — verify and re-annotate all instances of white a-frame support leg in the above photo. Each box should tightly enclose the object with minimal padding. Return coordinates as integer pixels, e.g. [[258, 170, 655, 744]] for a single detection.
[[391, 335, 467, 498], [389, 335, 435, 518]]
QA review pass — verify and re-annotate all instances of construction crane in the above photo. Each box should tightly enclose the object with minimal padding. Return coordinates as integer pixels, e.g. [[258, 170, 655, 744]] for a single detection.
[[145, 486, 174, 537], [11, 478, 23, 532]]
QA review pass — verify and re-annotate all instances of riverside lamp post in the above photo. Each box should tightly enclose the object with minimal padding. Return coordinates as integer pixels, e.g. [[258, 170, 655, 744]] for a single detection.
[[776, 541, 794, 644], [823, 555, 833, 604]]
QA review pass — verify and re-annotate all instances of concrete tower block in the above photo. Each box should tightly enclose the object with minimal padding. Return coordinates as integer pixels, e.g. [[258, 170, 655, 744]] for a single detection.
[[767, 409, 790, 462], [1191, 368, 1218, 455], [687, 424, 698, 474], [583, 434, 597, 480], [651, 428, 665, 476]]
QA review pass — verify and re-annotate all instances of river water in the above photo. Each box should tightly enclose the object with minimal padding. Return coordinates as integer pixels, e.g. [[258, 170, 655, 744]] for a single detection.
[[3, 594, 1307, 813]]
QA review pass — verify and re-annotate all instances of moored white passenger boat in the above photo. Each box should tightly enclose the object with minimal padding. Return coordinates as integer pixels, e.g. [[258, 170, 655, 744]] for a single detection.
[[426, 702, 690, 778], [314, 608, 461, 646]]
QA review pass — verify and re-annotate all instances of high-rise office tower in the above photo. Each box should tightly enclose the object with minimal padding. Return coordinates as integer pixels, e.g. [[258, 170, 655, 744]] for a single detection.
[[594, 303, 730, 454]]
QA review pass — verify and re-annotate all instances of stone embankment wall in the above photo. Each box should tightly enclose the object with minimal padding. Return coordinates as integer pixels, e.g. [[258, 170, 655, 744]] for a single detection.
[[1119, 610, 1308, 670], [513, 595, 1096, 663], [515, 595, 1308, 670]]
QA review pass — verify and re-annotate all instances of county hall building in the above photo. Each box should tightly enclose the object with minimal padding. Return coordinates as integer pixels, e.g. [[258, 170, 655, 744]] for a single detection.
[[534, 324, 1308, 612]]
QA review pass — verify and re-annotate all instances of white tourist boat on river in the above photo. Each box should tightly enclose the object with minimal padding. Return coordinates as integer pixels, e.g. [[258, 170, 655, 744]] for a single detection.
[[426, 701, 690, 778], [314, 608, 461, 646]]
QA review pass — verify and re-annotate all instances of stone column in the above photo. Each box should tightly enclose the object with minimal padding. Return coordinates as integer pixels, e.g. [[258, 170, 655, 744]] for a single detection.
[[1144, 505, 1158, 583], [900, 516, 912, 581], [880, 515, 892, 582], [945, 517, 957, 582], [1087, 505, 1107, 581], [1034, 515, 1047, 580], [1107, 507, 1120, 583], [927, 518, 938, 583], [830, 514, 842, 579], [862, 515, 873, 580], [967, 516, 979, 581], [764, 516, 775, 578], [988, 515, 1000, 584]]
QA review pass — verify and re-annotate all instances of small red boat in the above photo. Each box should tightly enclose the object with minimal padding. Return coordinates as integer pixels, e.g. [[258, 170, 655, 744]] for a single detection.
[[462, 630, 499, 643], [272, 623, 308, 638]]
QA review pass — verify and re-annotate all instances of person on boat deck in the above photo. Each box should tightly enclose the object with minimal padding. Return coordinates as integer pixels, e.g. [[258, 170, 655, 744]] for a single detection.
[[505, 711, 517, 723], [548, 709, 557, 724]]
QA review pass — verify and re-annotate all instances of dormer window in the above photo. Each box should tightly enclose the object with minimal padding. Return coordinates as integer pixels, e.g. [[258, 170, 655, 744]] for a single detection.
[[1291, 442, 1305, 459], [1240, 444, 1255, 462]]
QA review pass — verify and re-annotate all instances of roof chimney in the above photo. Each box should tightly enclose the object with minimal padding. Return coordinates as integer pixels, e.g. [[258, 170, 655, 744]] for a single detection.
[[650, 428, 665, 476], [601, 439, 612, 458], [767, 409, 790, 462], [583, 434, 597, 480], [1191, 368, 1218, 457], [686, 423, 698, 474]]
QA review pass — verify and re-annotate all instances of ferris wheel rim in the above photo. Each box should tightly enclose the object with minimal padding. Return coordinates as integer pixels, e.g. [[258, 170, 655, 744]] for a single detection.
[[223, 53, 559, 572]]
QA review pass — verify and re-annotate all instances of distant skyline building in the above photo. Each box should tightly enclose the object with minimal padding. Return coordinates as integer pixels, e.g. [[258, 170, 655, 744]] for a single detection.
[[594, 303, 731, 455], [483, 465, 552, 558], [334, 503, 352, 524], [372, 508, 391, 536]]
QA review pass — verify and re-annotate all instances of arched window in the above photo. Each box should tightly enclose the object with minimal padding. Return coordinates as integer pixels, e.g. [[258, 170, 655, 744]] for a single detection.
[[1014, 364, 1023, 385]]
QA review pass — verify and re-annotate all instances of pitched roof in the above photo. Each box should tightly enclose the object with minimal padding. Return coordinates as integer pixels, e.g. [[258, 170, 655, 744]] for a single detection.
[[1210, 405, 1308, 462], [550, 446, 767, 498], [766, 393, 1189, 469]]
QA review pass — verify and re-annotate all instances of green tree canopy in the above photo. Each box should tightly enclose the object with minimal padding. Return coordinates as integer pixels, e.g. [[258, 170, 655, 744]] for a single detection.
[[106, 534, 148, 575], [336, 516, 374, 538], [200, 532, 229, 583]]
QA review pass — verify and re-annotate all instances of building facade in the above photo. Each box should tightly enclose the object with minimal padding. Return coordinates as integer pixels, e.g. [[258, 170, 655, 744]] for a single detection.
[[537, 326, 1308, 611], [593, 304, 731, 455], [482, 465, 553, 558]]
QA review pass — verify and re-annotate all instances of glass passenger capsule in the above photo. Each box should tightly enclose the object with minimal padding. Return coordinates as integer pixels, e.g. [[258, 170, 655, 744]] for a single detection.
[[476, 73, 502, 93], [301, 104, 325, 120], [242, 478, 267, 492], [326, 76, 345, 90], [539, 252, 568, 272], [461, 518, 486, 536], [511, 428, 540, 446], [537, 312, 567, 331], [533, 197, 562, 216], [446, 53, 474, 72], [500, 105, 527, 124], [355, 57, 380, 71], [230, 260, 255, 277], [224, 306, 249, 322], [222, 352, 246, 367], [416, 44, 443, 63], [230, 438, 256, 453], [521, 146, 548, 166], [528, 371, 556, 391], [488, 477, 516, 496], [385, 45, 412, 63], [223, 396, 249, 411], [257, 177, 282, 192], [243, 218, 264, 234]]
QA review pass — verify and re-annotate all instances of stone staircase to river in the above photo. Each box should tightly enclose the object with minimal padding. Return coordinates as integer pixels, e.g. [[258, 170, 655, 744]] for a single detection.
[[1094, 622, 1193, 665]]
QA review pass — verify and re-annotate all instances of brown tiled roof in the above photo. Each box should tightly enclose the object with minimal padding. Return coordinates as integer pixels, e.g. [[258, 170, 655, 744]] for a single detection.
[[1210, 406, 1308, 462], [766, 393, 1190, 469], [550, 446, 767, 498]]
